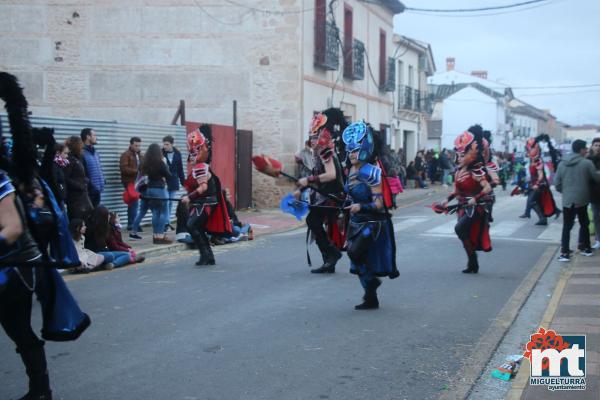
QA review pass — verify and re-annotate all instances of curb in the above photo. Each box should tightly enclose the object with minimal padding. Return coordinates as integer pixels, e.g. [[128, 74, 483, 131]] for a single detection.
[[504, 255, 575, 400], [439, 245, 559, 400], [135, 189, 440, 258]]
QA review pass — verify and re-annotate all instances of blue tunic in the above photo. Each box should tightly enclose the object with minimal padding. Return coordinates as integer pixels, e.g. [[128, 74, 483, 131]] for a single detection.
[[345, 164, 396, 277]]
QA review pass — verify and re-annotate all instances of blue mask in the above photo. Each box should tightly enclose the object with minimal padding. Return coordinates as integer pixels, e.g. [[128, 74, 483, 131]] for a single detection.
[[343, 121, 374, 162]]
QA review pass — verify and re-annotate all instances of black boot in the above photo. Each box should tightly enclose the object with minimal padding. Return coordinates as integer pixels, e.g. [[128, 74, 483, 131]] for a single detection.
[[462, 252, 479, 274], [196, 244, 215, 266], [533, 205, 547, 225], [194, 235, 215, 266], [311, 245, 341, 274], [355, 278, 380, 310], [18, 346, 52, 400]]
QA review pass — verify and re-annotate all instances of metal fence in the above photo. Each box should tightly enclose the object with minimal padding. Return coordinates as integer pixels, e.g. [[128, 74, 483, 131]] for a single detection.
[[1, 114, 187, 226]]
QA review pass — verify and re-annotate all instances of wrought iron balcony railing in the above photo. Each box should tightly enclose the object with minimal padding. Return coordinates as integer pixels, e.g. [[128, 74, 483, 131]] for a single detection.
[[397, 86, 433, 114], [314, 21, 339, 71], [344, 38, 364, 80], [383, 57, 396, 92]]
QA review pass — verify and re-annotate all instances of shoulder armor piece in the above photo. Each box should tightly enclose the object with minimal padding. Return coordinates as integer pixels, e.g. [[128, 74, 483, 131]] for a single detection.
[[358, 163, 381, 186], [0, 171, 15, 201], [471, 164, 486, 178]]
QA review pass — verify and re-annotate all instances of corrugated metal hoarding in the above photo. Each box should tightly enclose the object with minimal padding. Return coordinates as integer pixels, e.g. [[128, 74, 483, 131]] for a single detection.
[[1, 114, 187, 226]]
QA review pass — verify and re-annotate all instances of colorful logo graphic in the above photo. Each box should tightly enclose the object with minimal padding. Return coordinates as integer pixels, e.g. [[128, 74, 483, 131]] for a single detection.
[[524, 328, 586, 391]]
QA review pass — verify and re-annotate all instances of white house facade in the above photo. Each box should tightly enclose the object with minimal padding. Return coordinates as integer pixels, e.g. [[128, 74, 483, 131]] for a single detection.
[[391, 34, 435, 163]]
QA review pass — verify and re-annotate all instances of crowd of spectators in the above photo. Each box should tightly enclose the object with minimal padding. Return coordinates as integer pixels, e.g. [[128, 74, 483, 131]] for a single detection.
[[49, 128, 252, 274]]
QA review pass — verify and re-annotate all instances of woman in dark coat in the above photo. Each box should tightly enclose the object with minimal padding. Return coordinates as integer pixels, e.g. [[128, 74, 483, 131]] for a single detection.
[[52, 143, 69, 207], [63, 136, 93, 221]]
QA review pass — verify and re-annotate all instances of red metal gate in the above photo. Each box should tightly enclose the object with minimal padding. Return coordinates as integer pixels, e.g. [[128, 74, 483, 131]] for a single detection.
[[186, 122, 236, 207]]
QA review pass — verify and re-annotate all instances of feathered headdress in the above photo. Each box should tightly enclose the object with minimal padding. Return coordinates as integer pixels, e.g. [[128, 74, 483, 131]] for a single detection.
[[0, 73, 38, 186]]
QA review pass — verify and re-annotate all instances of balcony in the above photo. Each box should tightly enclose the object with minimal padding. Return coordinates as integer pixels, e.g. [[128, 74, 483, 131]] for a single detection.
[[397, 85, 413, 110], [383, 57, 395, 92], [397, 86, 433, 114], [413, 90, 421, 112], [314, 21, 339, 71], [343, 38, 365, 80]]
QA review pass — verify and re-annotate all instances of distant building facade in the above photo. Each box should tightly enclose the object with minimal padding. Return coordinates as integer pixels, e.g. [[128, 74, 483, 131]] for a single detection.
[[427, 58, 512, 152], [391, 34, 435, 164], [0, 0, 405, 206]]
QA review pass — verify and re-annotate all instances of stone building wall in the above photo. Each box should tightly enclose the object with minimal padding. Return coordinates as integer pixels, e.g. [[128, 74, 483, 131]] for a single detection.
[[0, 0, 303, 207]]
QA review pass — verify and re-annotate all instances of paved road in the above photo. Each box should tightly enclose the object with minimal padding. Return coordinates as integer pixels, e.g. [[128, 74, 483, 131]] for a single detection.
[[1, 191, 562, 400]]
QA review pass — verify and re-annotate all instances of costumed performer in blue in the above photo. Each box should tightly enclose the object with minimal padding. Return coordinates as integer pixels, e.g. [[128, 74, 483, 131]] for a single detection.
[[342, 121, 399, 310], [0, 72, 90, 400]]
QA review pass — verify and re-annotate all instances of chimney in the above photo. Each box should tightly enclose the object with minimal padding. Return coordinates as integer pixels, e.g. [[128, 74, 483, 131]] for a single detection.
[[471, 70, 488, 80], [446, 57, 455, 71]]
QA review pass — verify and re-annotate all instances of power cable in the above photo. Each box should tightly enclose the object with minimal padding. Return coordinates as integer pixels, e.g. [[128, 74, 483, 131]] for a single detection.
[[405, 0, 562, 18], [518, 89, 600, 97], [192, 0, 249, 25], [222, 0, 315, 15], [404, 0, 549, 13]]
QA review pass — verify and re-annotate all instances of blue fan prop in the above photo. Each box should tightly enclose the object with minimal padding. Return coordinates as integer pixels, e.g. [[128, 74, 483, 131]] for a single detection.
[[280, 193, 309, 221]]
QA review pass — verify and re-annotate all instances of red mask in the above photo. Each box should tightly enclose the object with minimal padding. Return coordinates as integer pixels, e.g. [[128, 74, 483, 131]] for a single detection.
[[187, 129, 209, 163], [526, 138, 539, 159]]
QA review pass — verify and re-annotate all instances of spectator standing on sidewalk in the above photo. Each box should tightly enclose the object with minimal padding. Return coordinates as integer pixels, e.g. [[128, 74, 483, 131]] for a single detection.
[[80, 128, 105, 207], [120, 137, 143, 231], [589, 138, 600, 249], [64, 136, 93, 221], [52, 142, 69, 208], [132, 143, 172, 244], [554, 139, 600, 261], [440, 148, 452, 187], [162, 135, 185, 231]]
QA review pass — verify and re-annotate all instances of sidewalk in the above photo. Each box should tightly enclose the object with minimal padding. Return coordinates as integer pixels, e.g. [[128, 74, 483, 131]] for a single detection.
[[508, 252, 600, 399], [127, 185, 446, 259]]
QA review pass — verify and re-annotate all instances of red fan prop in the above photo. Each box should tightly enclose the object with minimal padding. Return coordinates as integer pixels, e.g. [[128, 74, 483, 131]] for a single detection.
[[252, 154, 344, 204], [427, 202, 459, 215], [252, 154, 298, 182]]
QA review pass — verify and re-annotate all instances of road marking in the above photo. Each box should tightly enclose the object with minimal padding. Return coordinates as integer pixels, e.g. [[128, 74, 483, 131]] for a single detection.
[[425, 219, 456, 235], [489, 220, 526, 236], [393, 217, 429, 232], [419, 232, 558, 244], [537, 222, 562, 241]]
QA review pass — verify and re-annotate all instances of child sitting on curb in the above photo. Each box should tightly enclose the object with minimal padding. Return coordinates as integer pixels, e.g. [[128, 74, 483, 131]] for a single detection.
[[69, 219, 113, 273], [107, 212, 145, 264]]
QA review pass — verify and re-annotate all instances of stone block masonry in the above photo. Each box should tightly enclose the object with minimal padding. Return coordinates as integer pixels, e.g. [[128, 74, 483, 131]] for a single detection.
[[0, 0, 304, 208]]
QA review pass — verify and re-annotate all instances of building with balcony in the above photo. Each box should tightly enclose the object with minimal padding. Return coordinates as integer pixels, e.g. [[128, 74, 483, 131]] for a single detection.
[[508, 102, 547, 153], [390, 35, 435, 164], [0, 0, 405, 206], [303, 0, 405, 144]]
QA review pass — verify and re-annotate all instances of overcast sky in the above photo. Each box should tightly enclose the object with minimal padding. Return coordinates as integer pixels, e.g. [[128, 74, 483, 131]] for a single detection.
[[393, 0, 600, 126]]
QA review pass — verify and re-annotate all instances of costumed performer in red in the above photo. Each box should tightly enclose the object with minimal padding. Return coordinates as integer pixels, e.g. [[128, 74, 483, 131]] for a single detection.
[[440, 125, 493, 274], [181, 126, 231, 266], [295, 111, 346, 274]]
